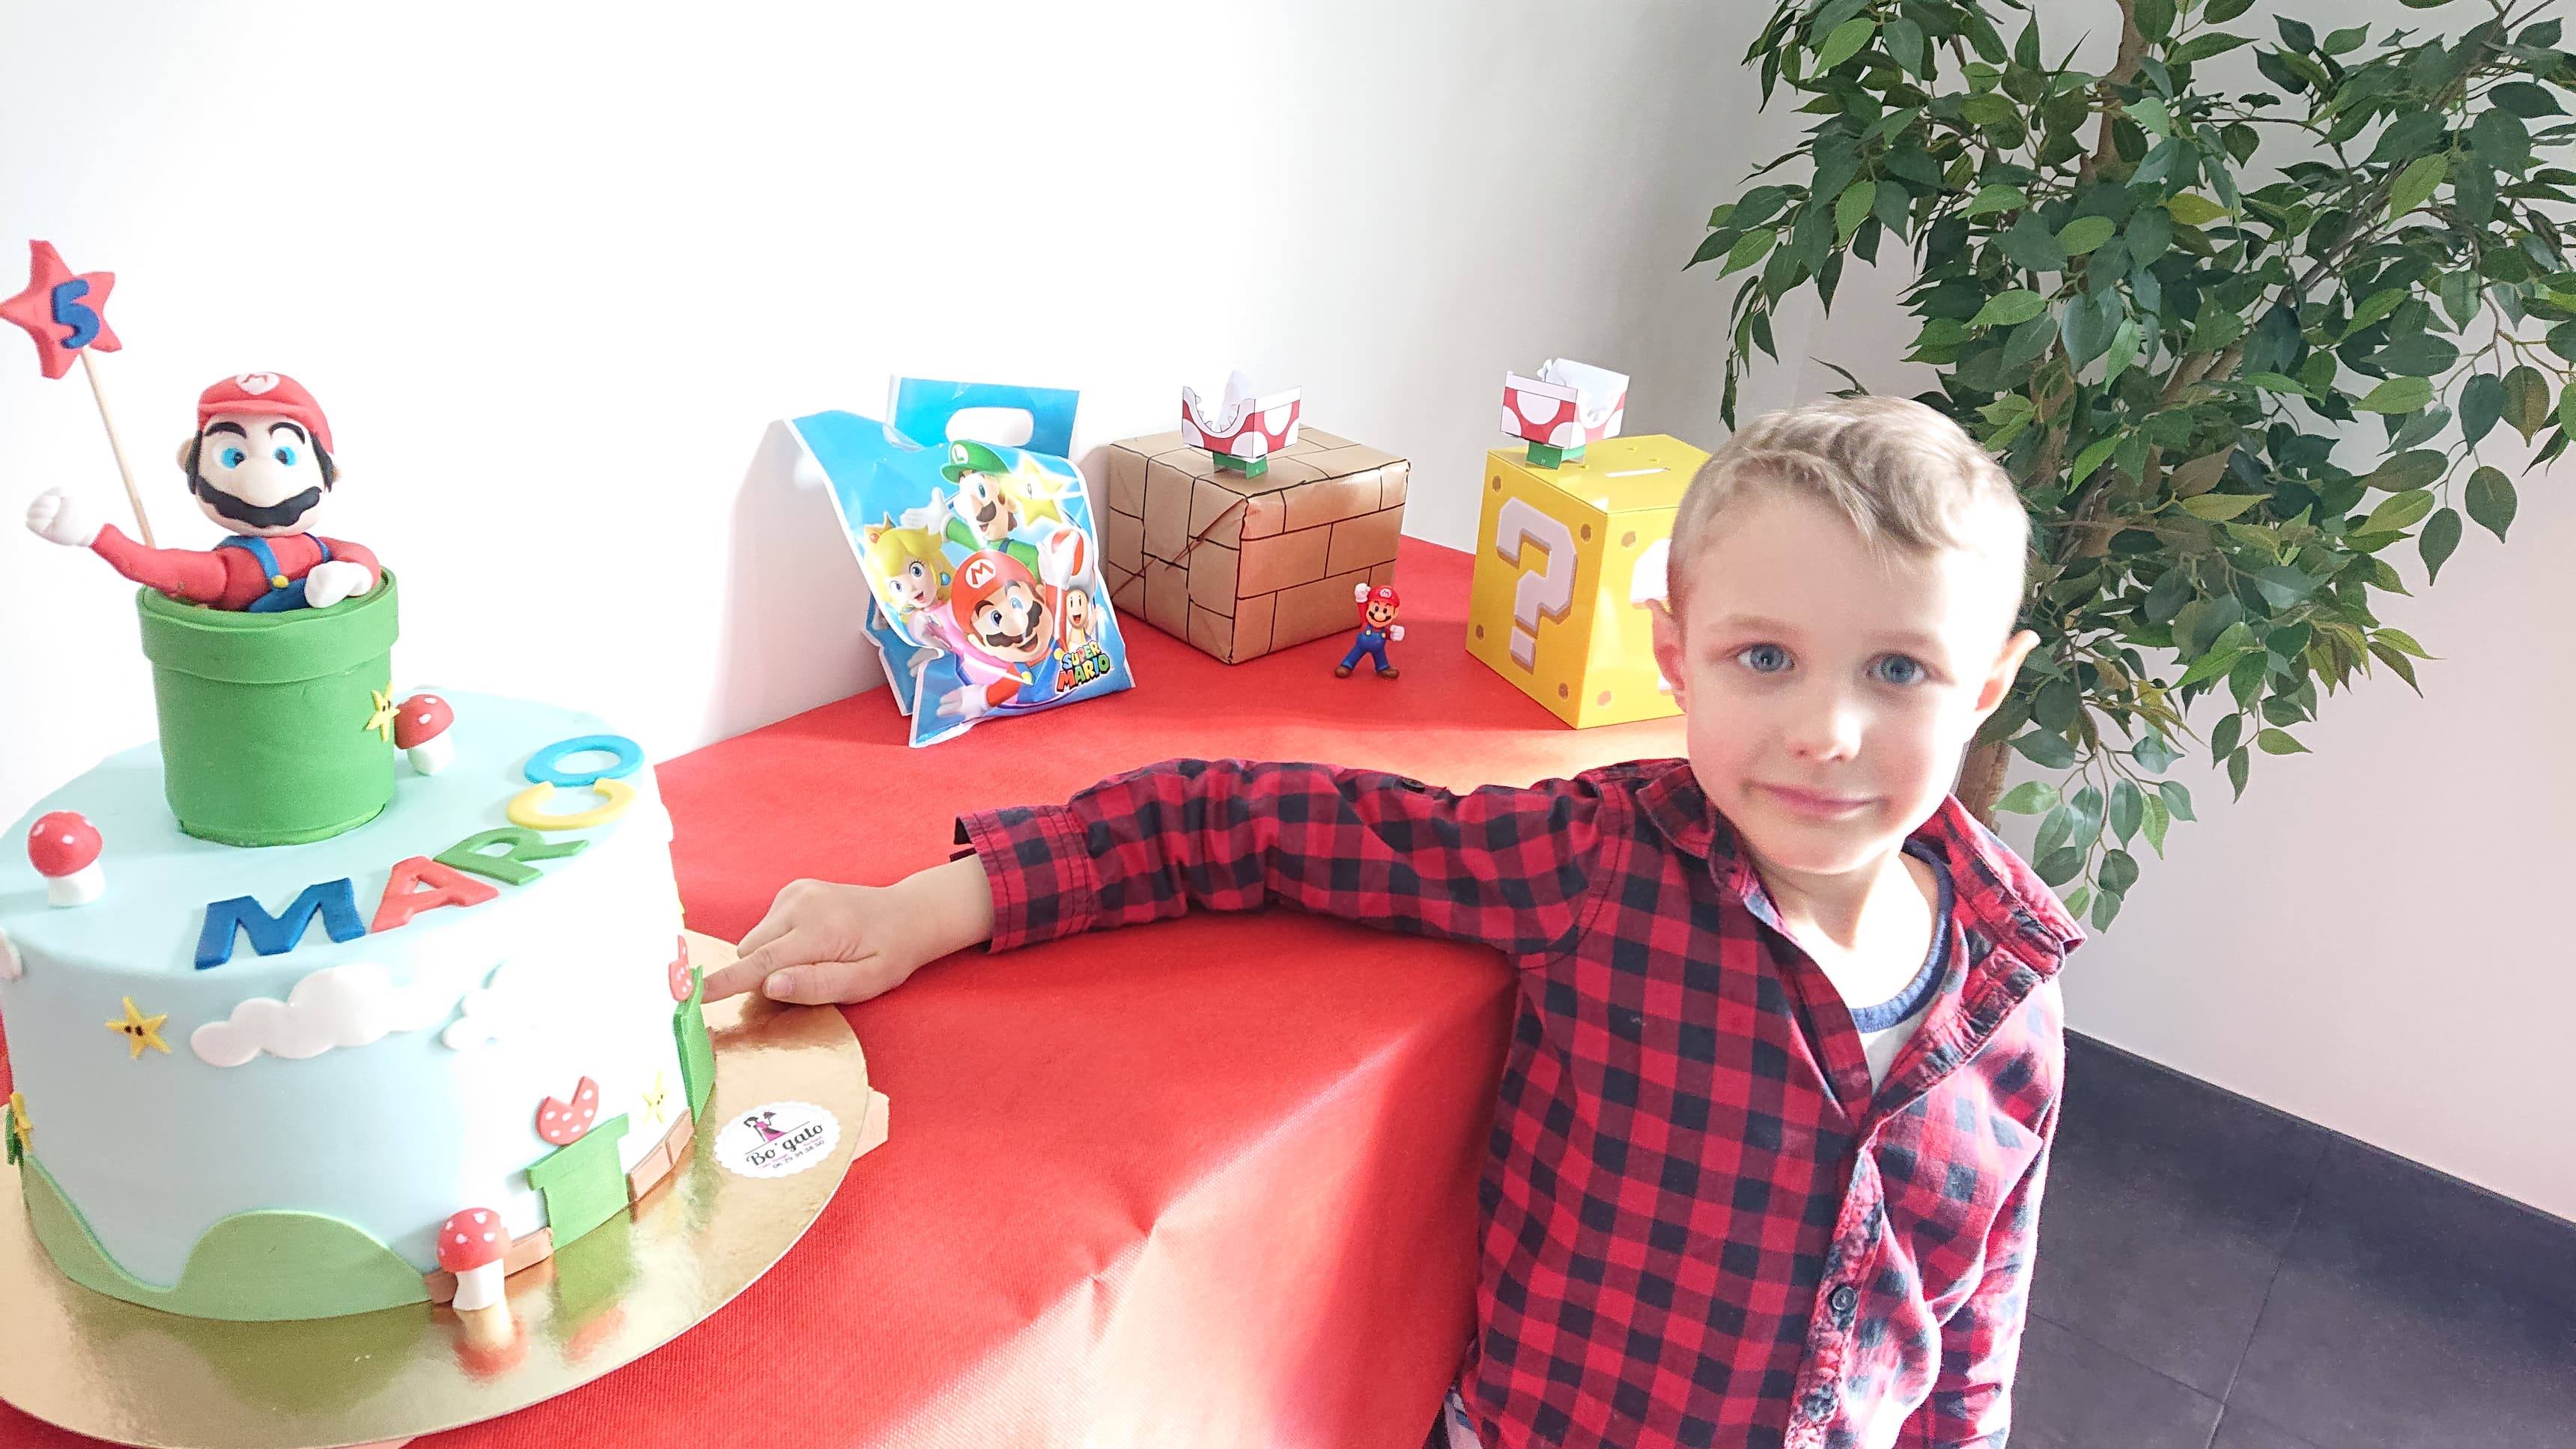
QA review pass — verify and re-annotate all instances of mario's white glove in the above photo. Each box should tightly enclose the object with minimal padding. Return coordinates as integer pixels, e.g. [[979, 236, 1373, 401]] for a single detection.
[[937, 684, 996, 723], [1352, 581, 1370, 604], [1390, 625, 1406, 642], [1034, 526, 1091, 590], [25, 489, 100, 548], [304, 560, 376, 608]]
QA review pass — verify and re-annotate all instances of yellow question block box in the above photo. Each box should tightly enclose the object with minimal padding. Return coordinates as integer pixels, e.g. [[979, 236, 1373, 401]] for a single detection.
[[1466, 434, 1709, 728]]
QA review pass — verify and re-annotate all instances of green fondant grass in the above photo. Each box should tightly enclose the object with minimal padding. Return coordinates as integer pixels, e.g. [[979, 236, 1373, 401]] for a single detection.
[[21, 1154, 428, 1321]]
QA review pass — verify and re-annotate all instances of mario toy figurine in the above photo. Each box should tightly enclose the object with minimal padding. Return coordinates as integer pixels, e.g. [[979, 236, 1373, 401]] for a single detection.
[[1337, 582, 1404, 680], [23, 372, 380, 612]]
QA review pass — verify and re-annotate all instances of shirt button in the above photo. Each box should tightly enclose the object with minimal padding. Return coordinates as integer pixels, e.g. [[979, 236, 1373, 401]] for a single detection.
[[1829, 1284, 1858, 1323]]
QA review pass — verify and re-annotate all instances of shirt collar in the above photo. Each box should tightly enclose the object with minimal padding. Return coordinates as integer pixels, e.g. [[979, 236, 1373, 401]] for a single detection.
[[1630, 759, 2087, 970]]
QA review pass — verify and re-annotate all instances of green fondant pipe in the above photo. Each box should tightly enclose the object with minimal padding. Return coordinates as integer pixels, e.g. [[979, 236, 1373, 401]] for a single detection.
[[135, 573, 401, 848]]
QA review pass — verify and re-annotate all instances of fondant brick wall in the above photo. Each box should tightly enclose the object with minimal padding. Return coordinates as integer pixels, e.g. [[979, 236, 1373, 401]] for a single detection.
[[1103, 428, 1409, 665]]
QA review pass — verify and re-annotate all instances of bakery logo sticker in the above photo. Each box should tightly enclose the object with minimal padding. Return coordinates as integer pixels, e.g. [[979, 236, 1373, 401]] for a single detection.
[[715, 1100, 839, 1179]]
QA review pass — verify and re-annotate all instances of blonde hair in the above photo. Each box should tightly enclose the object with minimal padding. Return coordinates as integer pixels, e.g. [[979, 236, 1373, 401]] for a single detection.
[[863, 523, 951, 602], [1668, 394, 2029, 622]]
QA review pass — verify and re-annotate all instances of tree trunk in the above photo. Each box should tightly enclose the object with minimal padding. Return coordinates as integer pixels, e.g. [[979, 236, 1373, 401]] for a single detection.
[[1955, 738, 2013, 827]]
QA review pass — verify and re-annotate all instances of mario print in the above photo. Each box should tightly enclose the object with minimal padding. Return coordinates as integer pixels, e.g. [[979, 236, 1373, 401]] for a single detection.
[[24, 372, 380, 612]]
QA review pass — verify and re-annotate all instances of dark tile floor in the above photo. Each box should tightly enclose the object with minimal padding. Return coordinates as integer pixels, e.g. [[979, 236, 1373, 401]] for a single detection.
[[2015, 1034, 2576, 1449]]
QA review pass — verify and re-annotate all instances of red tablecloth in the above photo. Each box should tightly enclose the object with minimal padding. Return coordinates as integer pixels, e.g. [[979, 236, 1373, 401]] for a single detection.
[[2, 537, 1685, 1449]]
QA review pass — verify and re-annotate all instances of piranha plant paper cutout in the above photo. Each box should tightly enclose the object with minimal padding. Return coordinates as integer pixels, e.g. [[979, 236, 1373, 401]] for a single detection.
[[790, 380, 1135, 747]]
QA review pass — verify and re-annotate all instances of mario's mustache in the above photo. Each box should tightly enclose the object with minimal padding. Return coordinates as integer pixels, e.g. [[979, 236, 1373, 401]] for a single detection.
[[192, 478, 323, 529]]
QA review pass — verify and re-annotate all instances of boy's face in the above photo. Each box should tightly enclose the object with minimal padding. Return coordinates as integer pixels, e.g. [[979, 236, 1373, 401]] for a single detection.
[[1650, 487, 2038, 883]]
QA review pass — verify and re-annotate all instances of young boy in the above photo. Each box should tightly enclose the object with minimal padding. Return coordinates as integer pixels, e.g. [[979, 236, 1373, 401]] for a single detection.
[[704, 395, 2083, 1449]]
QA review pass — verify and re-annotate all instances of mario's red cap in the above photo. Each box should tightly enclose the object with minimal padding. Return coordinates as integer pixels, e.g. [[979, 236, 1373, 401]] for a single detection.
[[197, 372, 332, 455], [1365, 585, 1401, 610], [948, 549, 1038, 626]]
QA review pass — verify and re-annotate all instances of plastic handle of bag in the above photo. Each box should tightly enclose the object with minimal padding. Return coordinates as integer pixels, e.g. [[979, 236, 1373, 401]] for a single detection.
[[890, 377, 1081, 458]]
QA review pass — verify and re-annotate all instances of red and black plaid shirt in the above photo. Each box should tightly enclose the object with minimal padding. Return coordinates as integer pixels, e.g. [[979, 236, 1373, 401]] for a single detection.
[[958, 756, 2084, 1449]]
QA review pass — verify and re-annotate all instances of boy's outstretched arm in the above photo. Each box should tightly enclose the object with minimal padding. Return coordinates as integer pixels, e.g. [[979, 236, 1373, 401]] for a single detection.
[[704, 758, 1613, 1006], [1903, 1104, 2057, 1448]]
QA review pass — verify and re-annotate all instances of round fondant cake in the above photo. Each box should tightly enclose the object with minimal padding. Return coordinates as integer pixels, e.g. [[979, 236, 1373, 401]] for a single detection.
[[0, 689, 714, 1321]]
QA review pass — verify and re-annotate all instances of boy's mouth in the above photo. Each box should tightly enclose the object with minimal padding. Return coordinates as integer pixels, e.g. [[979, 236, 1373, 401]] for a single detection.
[[1758, 783, 1874, 819]]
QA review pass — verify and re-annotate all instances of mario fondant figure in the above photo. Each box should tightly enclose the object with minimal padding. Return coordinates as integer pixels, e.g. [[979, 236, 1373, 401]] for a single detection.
[[23, 372, 380, 612], [1337, 582, 1404, 680]]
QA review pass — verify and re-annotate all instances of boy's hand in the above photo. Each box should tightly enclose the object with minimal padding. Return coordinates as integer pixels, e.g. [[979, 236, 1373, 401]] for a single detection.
[[701, 854, 997, 1006]]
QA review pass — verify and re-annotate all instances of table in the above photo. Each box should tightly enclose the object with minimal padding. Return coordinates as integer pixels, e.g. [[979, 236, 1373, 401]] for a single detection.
[[1, 536, 1685, 1449]]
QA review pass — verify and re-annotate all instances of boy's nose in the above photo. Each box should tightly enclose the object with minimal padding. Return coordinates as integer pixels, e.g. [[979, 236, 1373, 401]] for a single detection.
[[1782, 691, 1867, 762]]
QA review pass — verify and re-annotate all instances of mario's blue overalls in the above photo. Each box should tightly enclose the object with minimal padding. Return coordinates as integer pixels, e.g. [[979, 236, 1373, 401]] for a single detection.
[[216, 535, 332, 613], [1340, 625, 1394, 675]]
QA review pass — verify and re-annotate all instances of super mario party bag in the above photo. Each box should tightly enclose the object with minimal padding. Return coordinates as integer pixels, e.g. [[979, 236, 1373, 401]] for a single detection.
[[789, 380, 1135, 747]]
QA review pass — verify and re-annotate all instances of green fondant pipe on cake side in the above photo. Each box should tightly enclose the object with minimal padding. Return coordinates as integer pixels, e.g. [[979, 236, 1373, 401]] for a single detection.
[[19, 1152, 430, 1321], [135, 573, 401, 848]]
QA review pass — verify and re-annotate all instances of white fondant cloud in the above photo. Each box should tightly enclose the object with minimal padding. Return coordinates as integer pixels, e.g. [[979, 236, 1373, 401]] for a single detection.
[[441, 957, 585, 1051], [0, 926, 19, 982], [190, 963, 453, 1068]]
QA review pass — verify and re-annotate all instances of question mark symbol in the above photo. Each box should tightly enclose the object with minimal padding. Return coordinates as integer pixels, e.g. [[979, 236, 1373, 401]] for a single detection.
[[1495, 498, 1577, 671]]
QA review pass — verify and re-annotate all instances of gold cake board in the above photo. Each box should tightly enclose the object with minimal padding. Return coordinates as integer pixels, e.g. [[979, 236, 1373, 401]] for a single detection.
[[0, 934, 888, 1449]]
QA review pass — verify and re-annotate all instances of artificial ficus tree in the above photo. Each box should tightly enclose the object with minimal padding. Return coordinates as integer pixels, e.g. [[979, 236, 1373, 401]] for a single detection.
[[1692, 0, 2575, 929]]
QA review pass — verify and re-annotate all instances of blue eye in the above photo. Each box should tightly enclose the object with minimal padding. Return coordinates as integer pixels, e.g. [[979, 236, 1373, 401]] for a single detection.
[[1873, 654, 1928, 686], [1736, 644, 1791, 675], [273, 446, 297, 467], [219, 447, 246, 468]]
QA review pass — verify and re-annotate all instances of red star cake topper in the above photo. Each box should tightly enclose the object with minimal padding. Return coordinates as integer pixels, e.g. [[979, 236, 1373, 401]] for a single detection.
[[0, 240, 123, 380]]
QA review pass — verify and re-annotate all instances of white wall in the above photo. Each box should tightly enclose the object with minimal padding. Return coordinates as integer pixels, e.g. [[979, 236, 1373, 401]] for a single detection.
[[0, 0, 1775, 814], [6, 1, 2564, 1218]]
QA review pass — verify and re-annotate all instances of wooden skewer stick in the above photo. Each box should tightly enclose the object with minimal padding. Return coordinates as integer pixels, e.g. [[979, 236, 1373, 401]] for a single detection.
[[76, 347, 153, 547]]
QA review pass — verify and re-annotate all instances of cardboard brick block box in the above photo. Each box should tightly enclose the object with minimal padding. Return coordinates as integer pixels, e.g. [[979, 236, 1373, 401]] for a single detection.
[[1102, 428, 1410, 665]]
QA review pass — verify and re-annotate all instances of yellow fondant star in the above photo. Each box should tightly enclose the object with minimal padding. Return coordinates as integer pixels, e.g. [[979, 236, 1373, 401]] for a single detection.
[[643, 1070, 669, 1126], [365, 688, 398, 744], [106, 997, 171, 1059]]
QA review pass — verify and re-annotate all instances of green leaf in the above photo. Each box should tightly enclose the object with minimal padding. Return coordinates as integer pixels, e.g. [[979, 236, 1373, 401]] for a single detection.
[[2491, 82, 2564, 118], [2132, 732, 2181, 773], [2091, 886, 2124, 931], [2321, 24, 2369, 55], [2208, 0, 2255, 19], [2056, 215, 2118, 255], [1719, 228, 1778, 277], [2465, 466, 2516, 542], [2255, 727, 2309, 756], [2346, 288, 2407, 333], [2356, 376, 2433, 414], [2171, 33, 2255, 65], [2388, 153, 2448, 219], [2036, 846, 2087, 887], [2419, 505, 2462, 582], [2361, 449, 2446, 491], [2128, 96, 2173, 138], [2164, 192, 2230, 225], [2035, 802, 2077, 857], [2360, 488, 2437, 535], [1835, 180, 1877, 242], [2011, 728, 2077, 769], [2136, 0, 2175, 42], [1965, 183, 2027, 217], [2178, 492, 2262, 520], [1815, 16, 1876, 72], [2141, 794, 2171, 856], [1884, 15, 1928, 76], [2158, 780, 2196, 822], [2099, 847, 2141, 893], [1995, 780, 2062, 815], [2503, 365, 2553, 439], [2460, 373, 2506, 446], [2276, 16, 2316, 52], [2071, 435, 2121, 484], [2109, 780, 2144, 843], [2001, 215, 2070, 271], [2210, 713, 2243, 761], [2228, 747, 2250, 800], [2560, 377, 2576, 438], [2062, 884, 2092, 919], [1971, 288, 2049, 328]]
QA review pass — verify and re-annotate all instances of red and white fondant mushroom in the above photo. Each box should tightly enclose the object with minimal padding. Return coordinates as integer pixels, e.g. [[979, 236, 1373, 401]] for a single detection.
[[437, 1207, 508, 1311], [536, 1076, 603, 1146], [666, 935, 694, 1003], [395, 693, 458, 775], [27, 812, 103, 908]]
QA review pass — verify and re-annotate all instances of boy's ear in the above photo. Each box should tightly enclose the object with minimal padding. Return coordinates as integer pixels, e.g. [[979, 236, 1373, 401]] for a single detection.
[[1974, 628, 2044, 715], [1649, 598, 1689, 709]]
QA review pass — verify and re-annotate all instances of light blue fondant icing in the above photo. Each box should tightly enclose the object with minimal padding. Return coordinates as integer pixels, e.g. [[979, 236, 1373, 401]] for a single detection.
[[0, 692, 689, 1288]]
